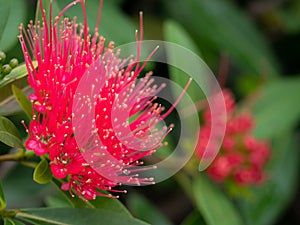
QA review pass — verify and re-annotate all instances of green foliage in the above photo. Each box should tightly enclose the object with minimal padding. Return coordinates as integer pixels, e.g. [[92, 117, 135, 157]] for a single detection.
[[55, 0, 135, 45], [0, 0, 299, 224], [16, 208, 149, 225], [51, 178, 133, 216], [4, 218, 26, 225], [164, 0, 280, 76], [0, 116, 21, 140], [0, 86, 32, 116], [0, 116, 23, 148], [163, 20, 206, 103], [0, 131, 23, 149], [180, 212, 206, 225], [0, 180, 6, 211], [33, 159, 53, 185], [251, 77, 300, 139], [238, 132, 299, 225], [45, 192, 73, 208], [0, 62, 37, 89], [193, 175, 243, 225], [12, 85, 32, 119], [2, 165, 47, 209], [34, 0, 61, 25], [128, 193, 174, 225], [89, 196, 132, 216], [0, 0, 27, 51]]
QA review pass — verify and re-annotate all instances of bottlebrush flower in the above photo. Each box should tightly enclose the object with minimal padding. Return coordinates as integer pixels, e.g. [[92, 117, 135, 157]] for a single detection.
[[18, 0, 182, 200], [196, 89, 270, 186]]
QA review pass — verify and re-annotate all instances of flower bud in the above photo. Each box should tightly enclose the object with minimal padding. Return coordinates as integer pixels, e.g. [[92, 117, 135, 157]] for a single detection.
[[9, 58, 19, 68], [0, 51, 6, 65], [2, 64, 12, 75]]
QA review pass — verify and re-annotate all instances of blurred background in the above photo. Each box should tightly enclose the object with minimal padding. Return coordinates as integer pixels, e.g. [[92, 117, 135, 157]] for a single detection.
[[0, 0, 300, 225]]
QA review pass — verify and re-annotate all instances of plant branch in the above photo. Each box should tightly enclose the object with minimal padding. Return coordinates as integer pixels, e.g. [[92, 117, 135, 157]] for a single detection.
[[0, 209, 19, 218], [0, 149, 37, 168], [0, 150, 24, 162]]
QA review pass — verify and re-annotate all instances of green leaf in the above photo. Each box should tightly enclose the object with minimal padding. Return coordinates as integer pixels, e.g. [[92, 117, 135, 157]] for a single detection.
[[0, 86, 33, 116], [163, 20, 205, 103], [251, 77, 300, 139], [55, 0, 135, 45], [50, 179, 90, 208], [12, 85, 32, 119], [0, 116, 22, 139], [164, 20, 202, 57], [4, 218, 26, 225], [164, 0, 280, 76], [0, 180, 6, 210], [128, 193, 174, 225], [0, 0, 27, 51], [45, 192, 73, 208], [33, 159, 53, 184], [180, 211, 206, 225], [239, 132, 299, 225], [0, 0, 10, 41], [2, 165, 46, 208], [35, 0, 61, 25], [0, 62, 37, 89], [193, 175, 243, 225], [51, 178, 132, 215], [89, 196, 131, 216], [17, 208, 149, 225], [0, 131, 24, 148], [0, 116, 23, 148]]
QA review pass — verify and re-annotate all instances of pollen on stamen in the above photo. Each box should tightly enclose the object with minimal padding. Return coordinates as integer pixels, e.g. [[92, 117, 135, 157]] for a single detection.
[[18, 0, 189, 200]]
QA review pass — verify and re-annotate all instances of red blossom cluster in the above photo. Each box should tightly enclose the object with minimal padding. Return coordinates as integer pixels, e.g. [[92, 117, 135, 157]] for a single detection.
[[196, 89, 270, 185], [19, 0, 172, 199]]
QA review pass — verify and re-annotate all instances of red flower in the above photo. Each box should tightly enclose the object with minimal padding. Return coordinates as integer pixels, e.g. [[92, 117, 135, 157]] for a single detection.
[[19, 0, 177, 199], [196, 89, 270, 186]]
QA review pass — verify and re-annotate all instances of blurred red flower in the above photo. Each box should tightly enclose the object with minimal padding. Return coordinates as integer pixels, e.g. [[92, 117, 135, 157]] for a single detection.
[[196, 89, 270, 186]]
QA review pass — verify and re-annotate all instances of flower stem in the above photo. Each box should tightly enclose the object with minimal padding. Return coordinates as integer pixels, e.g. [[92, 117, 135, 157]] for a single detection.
[[0, 209, 19, 218], [0, 149, 37, 168], [20, 161, 38, 168], [0, 150, 24, 162]]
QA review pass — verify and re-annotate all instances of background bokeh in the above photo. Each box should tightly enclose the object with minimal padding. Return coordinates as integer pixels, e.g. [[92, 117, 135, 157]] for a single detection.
[[0, 0, 300, 225]]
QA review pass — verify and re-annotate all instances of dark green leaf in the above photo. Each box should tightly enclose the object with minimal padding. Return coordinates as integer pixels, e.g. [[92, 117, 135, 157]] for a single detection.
[[33, 159, 53, 184], [17, 208, 149, 225], [251, 77, 300, 139], [50, 179, 89, 208], [0, 0, 10, 41], [0, 180, 6, 210], [2, 165, 46, 208], [128, 193, 174, 225], [45, 193, 73, 208], [0, 115, 23, 148], [0, 86, 33, 116], [55, 0, 135, 45], [239, 132, 299, 225], [0, 62, 37, 89], [0, 116, 21, 139], [180, 211, 206, 225], [0, 131, 24, 148], [163, 20, 205, 103], [164, 0, 280, 76], [164, 20, 202, 57], [4, 218, 26, 225], [0, 0, 27, 51], [89, 196, 131, 216], [193, 175, 243, 225], [35, 0, 61, 25], [12, 85, 32, 119], [51, 178, 132, 217]]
